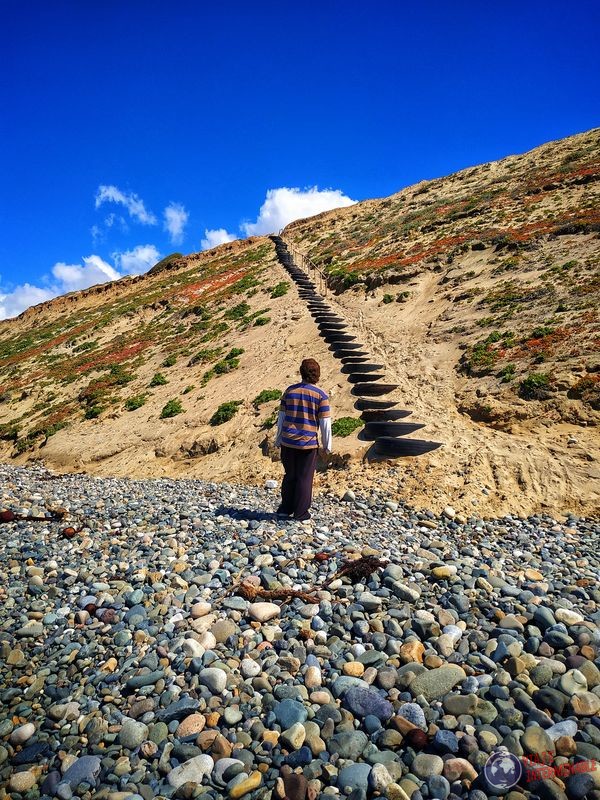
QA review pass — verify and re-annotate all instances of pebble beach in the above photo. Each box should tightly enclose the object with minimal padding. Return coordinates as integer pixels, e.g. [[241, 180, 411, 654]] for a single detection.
[[0, 465, 599, 800]]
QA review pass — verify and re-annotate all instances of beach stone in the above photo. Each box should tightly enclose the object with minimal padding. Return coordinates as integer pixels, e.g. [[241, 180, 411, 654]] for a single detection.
[[442, 758, 478, 782], [199, 667, 227, 693], [16, 620, 44, 637], [229, 770, 262, 797], [275, 699, 308, 728], [397, 703, 426, 729], [61, 755, 102, 788], [176, 713, 206, 737], [280, 722, 306, 750], [181, 639, 205, 658], [434, 730, 459, 754], [555, 608, 584, 625], [213, 757, 244, 786], [158, 696, 200, 722], [338, 763, 372, 793], [399, 640, 425, 664], [412, 753, 444, 779], [578, 660, 600, 688], [370, 763, 394, 792], [570, 692, 600, 716], [359, 591, 383, 611], [522, 726, 556, 757], [344, 685, 394, 720], [566, 773, 596, 799], [118, 718, 149, 749], [240, 658, 261, 678], [168, 754, 214, 787], [428, 775, 451, 800], [9, 722, 36, 745], [329, 730, 369, 760], [304, 665, 321, 688], [432, 565, 457, 579], [191, 601, 212, 618], [248, 602, 280, 622], [560, 669, 588, 696], [8, 771, 37, 792], [409, 665, 466, 700], [0, 463, 599, 800], [443, 693, 478, 716], [211, 619, 237, 643], [343, 661, 365, 677], [546, 720, 578, 741]]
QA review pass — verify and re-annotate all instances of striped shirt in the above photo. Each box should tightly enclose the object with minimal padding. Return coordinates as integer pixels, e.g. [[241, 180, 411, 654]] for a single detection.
[[279, 382, 331, 450]]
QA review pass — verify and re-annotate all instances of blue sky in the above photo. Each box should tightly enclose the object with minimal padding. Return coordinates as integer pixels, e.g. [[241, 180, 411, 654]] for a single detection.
[[1, 1, 599, 318]]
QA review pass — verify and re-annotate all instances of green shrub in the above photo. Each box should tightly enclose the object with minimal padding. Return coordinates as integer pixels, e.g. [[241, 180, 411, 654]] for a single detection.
[[182, 385, 195, 394], [14, 438, 30, 454], [42, 421, 68, 438], [72, 340, 98, 353], [253, 388, 282, 408], [270, 282, 289, 298], [184, 304, 211, 319], [188, 347, 222, 367], [203, 348, 244, 384], [232, 275, 260, 293], [160, 399, 184, 418], [213, 357, 240, 375], [529, 325, 555, 339], [201, 321, 229, 342], [382, 293, 394, 304], [210, 400, 242, 426], [85, 405, 103, 419], [201, 368, 215, 386], [150, 372, 168, 387], [469, 343, 498, 370], [108, 365, 135, 386], [125, 394, 148, 411], [224, 302, 250, 320], [519, 373, 550, 400], [253, 315, 270, 326], [498, 363, 516, 383], [262, 409, 279, 429], [332, 417, 364, 437], [162, 353, 177, 367], [0, 424, 19, 442]]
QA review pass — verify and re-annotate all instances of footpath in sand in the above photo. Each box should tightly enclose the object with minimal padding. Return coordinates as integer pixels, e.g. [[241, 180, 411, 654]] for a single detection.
[[0, 465, 599, 799]]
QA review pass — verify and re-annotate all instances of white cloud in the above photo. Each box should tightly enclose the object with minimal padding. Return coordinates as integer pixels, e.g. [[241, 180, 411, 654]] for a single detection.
[[113, 244, 161, 275], [163, 203, 189, 245], [201, 228, 237, 250], [52, 255, 121, 292], [0, 245, 161, 320], [241, 186, 356, 236], [0, 284, 56, 321], [95, 184, 157, 225]]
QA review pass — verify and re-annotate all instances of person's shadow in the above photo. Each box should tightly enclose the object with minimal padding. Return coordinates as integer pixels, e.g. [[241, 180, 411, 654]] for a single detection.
[[212, 506, 280, 521]]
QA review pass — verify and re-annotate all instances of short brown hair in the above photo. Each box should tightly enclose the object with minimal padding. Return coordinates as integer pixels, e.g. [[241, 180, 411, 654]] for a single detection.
[[300, 358, 320, 384]]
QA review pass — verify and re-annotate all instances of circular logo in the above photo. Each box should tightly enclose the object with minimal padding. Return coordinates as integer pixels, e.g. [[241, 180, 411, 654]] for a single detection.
[[484, 751, 522, 791]]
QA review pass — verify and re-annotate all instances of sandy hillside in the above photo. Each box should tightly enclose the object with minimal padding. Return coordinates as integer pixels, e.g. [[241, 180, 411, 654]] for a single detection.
[[0, 129, 598, 517]]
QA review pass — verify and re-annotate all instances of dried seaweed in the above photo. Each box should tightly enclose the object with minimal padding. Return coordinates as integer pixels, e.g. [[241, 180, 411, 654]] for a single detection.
[[324, 554, 389, 586], [235, 579, 319, 605]]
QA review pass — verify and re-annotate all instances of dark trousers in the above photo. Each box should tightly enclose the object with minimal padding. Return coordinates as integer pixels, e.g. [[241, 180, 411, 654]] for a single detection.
[[280, 445, 318, 519]]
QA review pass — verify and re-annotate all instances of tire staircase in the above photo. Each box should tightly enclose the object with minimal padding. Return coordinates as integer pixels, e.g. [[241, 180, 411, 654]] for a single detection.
[[271, 236, 442, 459]]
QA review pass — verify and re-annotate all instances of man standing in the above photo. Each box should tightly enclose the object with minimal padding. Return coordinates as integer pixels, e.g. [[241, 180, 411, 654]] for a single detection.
[[275, 358, 332, 521]]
